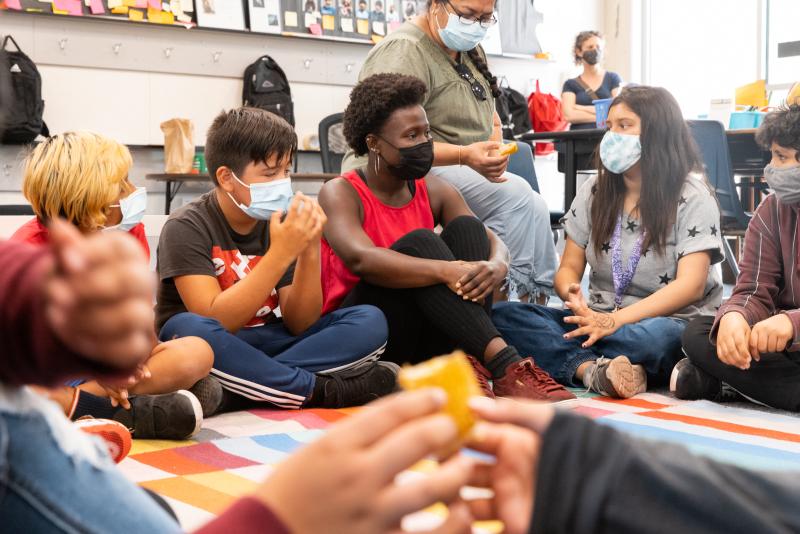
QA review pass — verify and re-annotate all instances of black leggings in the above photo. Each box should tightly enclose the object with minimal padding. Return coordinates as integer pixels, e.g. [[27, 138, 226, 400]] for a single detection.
[[682, 316, 800, 412], [341, 216, 501, 365]]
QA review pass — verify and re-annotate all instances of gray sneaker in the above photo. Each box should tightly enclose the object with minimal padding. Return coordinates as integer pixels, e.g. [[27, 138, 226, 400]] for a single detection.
[[189, 375, 224, 417], [585, 355, 647, 399], [114, 390, 203, 440]]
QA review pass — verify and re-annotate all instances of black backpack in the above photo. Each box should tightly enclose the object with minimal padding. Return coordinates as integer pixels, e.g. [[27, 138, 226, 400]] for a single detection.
[[496, 83, 533, 140], [1, 35, 48, 144], [242, 55, 294, 127]]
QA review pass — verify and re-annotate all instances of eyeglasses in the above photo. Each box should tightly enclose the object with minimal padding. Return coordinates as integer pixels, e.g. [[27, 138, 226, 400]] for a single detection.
[[455, 63, 487, 101], [444, 0, 497, 29]]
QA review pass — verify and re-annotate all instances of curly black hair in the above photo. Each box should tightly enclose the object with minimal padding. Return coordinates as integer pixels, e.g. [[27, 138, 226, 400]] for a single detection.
[[755, 104, 800, 161], [343, 73, 427, 156]]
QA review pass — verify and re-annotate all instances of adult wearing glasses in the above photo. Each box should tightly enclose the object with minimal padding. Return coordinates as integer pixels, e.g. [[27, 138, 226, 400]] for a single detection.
[[341, 0, 559, 304]]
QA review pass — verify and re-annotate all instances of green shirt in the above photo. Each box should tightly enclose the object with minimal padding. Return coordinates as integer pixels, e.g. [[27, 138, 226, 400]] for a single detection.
[[341, 22, 495, 172]]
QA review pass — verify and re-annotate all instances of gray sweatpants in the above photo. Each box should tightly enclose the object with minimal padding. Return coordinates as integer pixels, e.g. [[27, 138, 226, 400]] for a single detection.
[[428, 165, 558, 299]]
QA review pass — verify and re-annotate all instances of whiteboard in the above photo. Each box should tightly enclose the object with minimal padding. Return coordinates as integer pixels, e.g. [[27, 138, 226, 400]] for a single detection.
[[767, 0, 800, 86]]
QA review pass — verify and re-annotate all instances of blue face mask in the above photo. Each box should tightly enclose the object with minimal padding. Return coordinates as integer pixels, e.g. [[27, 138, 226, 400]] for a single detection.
[[228, 173, 294, 220], [105, 187, 146, 232], [600, 131, 642, 174], [437, 12, 488, 52]]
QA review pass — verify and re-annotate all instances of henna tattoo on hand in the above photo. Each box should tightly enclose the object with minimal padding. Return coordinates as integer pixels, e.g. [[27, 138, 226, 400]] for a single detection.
[[593, 312, 616, 329]]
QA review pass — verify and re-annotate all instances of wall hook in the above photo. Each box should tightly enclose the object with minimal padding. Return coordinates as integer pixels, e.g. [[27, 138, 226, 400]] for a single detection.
[[212, 51, 222, 63], [163, 47, 173, 59], [58, 38, 68, 51], [112, 43, 122, 55], [345, 62, 355, 73], [303, 58, 313, 69]]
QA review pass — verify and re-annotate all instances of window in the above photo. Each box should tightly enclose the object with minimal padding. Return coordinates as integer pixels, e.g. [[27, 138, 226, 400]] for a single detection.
[[644, 0, 762, 118]]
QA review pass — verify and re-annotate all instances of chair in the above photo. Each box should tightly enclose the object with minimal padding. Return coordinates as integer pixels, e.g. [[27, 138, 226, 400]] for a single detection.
[[0, 204, 34, 216], [507, 141, 564, 242], [319, 113, 347, 174], [687, 120, 754, 278]]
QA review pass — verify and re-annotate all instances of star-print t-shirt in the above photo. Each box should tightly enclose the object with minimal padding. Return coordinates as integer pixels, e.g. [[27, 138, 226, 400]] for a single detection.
[[563, 175, 723, 320], [155, 191, 295, 331]]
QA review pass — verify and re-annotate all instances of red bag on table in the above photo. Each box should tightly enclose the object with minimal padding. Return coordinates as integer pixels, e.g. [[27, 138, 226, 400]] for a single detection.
[[527, 80, 568, 156]]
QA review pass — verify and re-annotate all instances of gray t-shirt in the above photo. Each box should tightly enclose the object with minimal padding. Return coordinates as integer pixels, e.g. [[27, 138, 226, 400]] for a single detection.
[[563, 175, 723, 320]]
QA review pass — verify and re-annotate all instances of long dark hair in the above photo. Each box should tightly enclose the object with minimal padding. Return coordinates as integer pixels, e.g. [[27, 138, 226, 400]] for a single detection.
[[591, 86, 703, 255], [427, 0, 501, 98]]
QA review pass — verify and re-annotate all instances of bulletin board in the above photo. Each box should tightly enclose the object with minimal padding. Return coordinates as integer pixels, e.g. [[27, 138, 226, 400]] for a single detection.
[[766, 0, 800, 87], [0, 0, 420, 44], [1, 0, 543, 58]]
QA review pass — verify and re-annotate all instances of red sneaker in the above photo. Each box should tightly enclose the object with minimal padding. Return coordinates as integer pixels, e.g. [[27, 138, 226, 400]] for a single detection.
[[74, 418, 132, 464], [467, 356, 496, 398], [493, 358, 576, 402]]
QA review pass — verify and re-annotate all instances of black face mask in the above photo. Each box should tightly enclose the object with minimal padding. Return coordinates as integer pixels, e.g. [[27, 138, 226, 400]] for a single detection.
[[582, 49, 601, 65], [378, 137, 434, 181]]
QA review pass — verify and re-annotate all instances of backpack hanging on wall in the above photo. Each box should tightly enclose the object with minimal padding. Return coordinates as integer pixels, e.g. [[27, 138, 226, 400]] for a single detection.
[[242, 55, 295, 127], [496, 80, 533, 140], [1, 35, 48, 144]]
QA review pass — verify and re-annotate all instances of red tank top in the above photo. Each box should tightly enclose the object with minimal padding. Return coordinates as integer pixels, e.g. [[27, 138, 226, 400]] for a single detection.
[[322, 170, 435, 314]]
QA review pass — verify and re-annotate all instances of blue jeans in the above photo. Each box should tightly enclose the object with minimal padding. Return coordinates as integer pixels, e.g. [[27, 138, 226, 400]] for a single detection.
[[0, 398, 180, 533], [159, 306, 388, 408], [492, 302, 687, 387]]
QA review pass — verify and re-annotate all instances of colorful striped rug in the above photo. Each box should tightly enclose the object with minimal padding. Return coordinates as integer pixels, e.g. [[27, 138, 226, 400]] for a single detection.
[[119, 391, 800, 531]]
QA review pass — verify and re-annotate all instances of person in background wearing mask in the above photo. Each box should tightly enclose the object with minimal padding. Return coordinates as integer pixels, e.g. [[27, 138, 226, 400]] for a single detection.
[[676, 104, 800, 412], [342, 0, 560, 306], [154, 107, 397, 412], [561, 30, 623, 129], [320, 73, 574, 402], [493, 86, 724, 399], [11, 131, 213, 441]]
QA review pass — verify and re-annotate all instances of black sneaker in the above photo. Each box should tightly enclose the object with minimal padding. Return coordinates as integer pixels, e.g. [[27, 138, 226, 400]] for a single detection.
[[585, 355, 647, 399], [315, 361, 399, 408], [113, 390, 203, 440], [669, 358, 742, 402], [189, 375, 224, 417]]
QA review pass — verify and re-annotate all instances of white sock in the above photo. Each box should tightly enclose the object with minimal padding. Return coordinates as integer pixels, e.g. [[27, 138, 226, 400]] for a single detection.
[[581, 362, 597, 389]]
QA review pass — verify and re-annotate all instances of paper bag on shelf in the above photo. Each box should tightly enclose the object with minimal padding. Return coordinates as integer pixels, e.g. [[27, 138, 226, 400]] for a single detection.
[[160, 118, 194, 174]]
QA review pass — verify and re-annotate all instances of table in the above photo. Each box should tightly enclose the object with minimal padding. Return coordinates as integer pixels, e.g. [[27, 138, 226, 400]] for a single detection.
[[726, 129, 771, 211], [518, 127, 772, 214], [518, 129, 605, 211], [146, 173, 338, 214]]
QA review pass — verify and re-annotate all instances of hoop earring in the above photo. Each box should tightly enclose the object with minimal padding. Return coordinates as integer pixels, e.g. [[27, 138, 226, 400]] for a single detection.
[[374, 153, 381, 174]]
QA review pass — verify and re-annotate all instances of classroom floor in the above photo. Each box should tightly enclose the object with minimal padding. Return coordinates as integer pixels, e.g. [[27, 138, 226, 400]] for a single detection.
[[121, 388, 800, 532]]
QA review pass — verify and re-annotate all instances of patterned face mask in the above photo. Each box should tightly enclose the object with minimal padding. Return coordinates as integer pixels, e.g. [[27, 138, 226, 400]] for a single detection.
[[600, 131, 642, 174]]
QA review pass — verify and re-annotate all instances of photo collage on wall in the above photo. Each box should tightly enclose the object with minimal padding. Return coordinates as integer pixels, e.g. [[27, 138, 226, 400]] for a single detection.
[[279, 0, 412, 41], [3, 0, 432, 43]]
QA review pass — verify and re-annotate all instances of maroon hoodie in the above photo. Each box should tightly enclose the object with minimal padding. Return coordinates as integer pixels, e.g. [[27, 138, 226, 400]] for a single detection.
[[713, 194, 800, 350]]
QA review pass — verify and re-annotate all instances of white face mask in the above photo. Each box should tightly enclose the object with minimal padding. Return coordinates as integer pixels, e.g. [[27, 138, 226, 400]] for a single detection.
[[227, 172, 294, 220], [104, 187, 146, 232], [765, 163, 800, 205]]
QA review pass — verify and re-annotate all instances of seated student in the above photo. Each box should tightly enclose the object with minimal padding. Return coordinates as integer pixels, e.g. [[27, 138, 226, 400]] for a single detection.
[[318, 73, 573, 402], [493, 86, 724, 399], [676, 104, 800, 412], [155, 107, 395, 410], [11, 131, 212, 440], [3, 225, 798, 533]]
